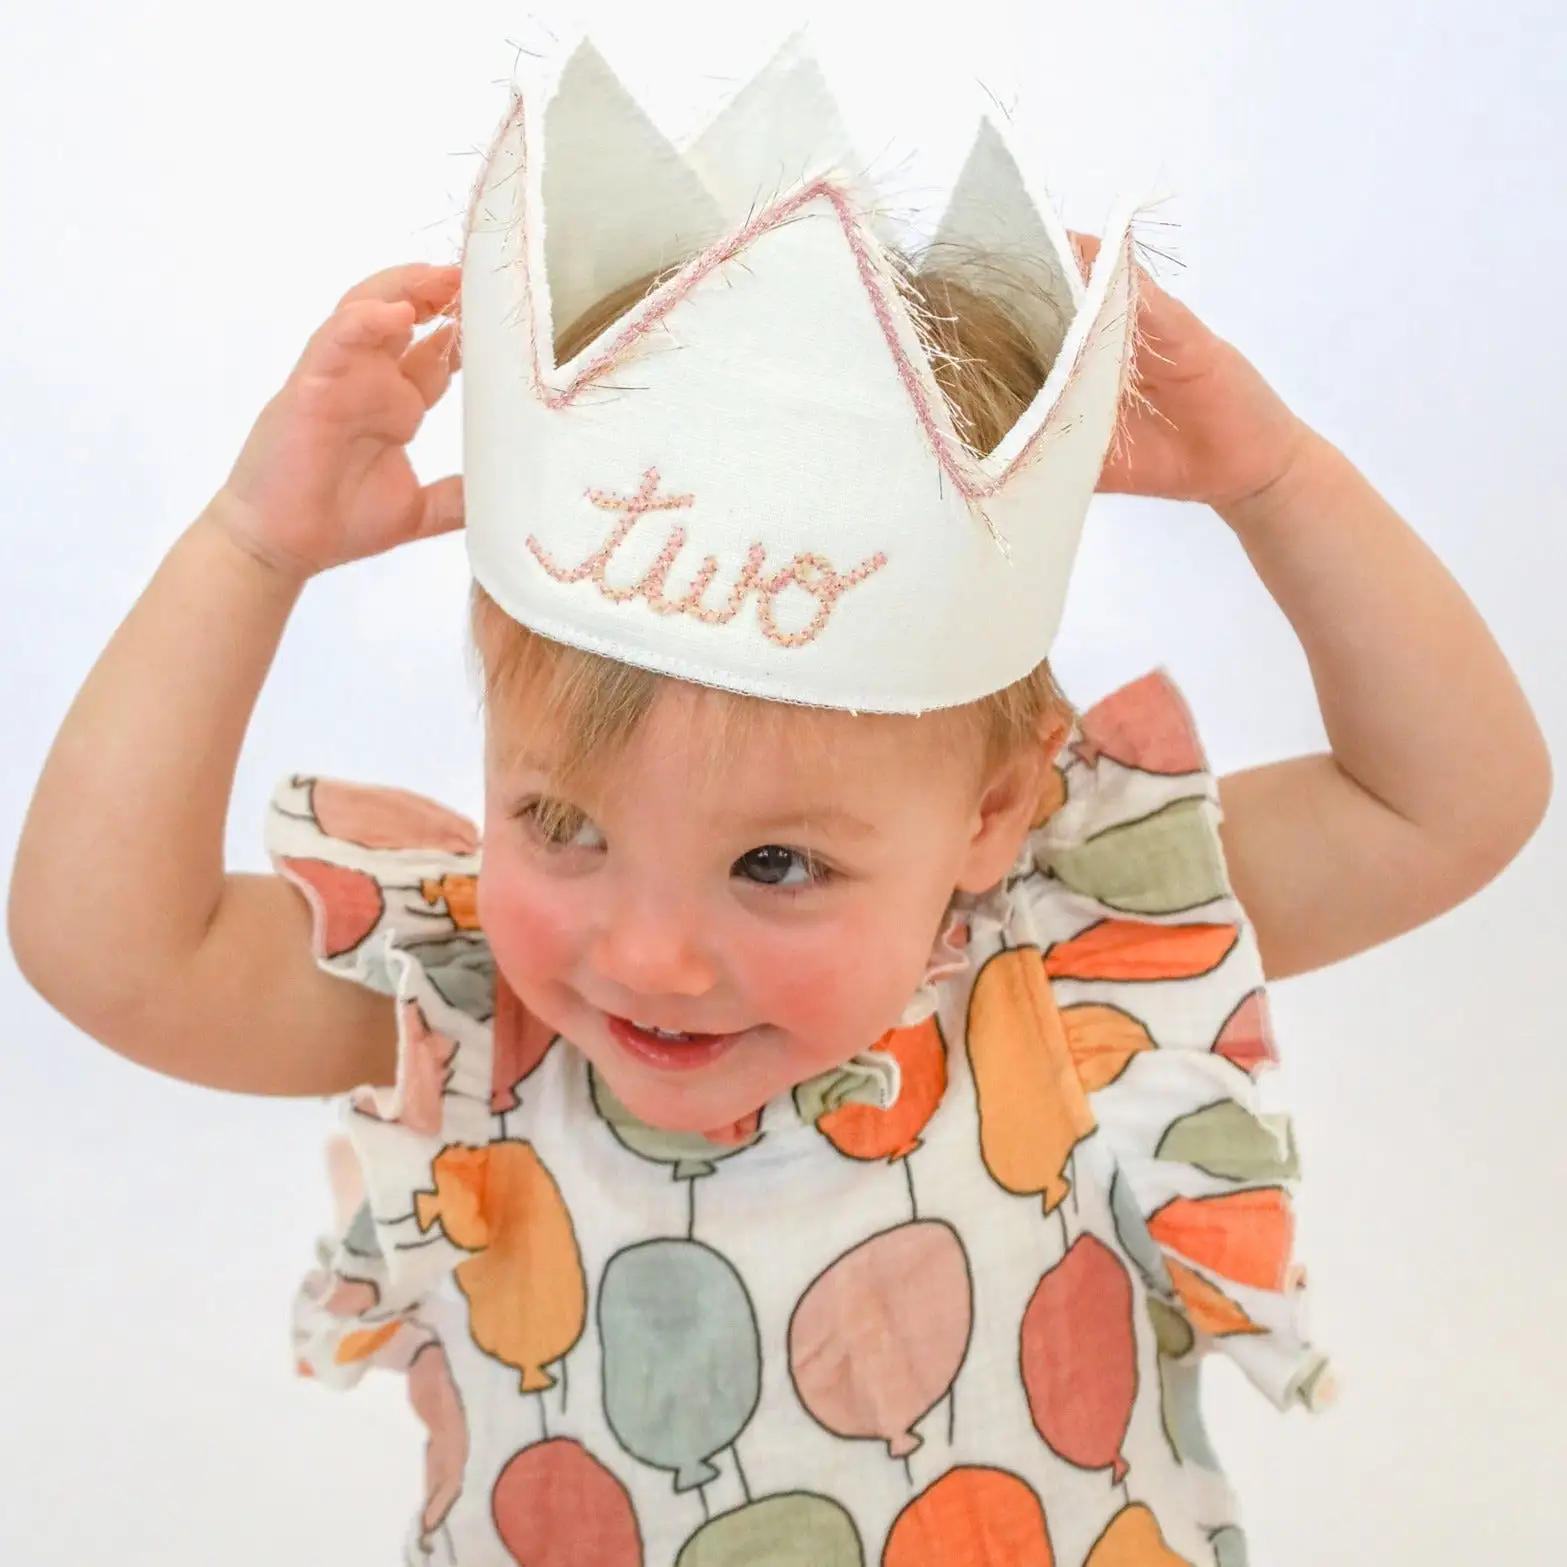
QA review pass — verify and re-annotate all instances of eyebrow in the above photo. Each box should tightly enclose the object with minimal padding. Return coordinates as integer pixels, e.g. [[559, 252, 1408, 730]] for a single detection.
[[496, 757, 880, 840], [730, 807, 880, 841]]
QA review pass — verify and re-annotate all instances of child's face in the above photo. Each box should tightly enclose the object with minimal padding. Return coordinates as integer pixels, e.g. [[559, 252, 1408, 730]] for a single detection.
[[478, 682, 1043, 1134]]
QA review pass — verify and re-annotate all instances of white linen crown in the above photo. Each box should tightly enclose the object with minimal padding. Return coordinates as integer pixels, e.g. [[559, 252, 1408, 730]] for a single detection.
[[461, 32, 1144, 713]]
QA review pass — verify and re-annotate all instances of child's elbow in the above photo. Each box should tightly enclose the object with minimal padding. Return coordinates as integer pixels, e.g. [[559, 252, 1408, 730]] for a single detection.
[[1460, 725, 1553, 890]]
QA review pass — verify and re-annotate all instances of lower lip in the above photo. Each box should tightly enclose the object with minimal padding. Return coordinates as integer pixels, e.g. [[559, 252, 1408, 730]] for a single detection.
[[605, 1015, 744, 1072]]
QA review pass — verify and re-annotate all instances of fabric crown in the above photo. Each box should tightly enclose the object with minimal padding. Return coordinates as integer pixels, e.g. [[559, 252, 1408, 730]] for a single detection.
[[461, 32, 1144, 713]]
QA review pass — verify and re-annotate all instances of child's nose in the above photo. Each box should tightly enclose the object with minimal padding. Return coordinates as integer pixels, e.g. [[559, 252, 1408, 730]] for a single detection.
[[589, 892, 719, 998]]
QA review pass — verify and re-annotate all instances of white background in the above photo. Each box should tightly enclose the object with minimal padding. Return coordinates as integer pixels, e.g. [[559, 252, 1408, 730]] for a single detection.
[[2, 0, 1563, 1560]]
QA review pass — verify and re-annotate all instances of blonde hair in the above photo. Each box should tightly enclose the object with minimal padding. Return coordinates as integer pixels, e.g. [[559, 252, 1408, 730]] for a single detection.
[[472, 253, 1075, 783]]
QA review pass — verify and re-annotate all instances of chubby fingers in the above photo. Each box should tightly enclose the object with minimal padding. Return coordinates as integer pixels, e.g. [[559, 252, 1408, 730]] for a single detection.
[[401, 319, 461, 408], [302, 296, 420, 385], [335, 261, 461, 324]]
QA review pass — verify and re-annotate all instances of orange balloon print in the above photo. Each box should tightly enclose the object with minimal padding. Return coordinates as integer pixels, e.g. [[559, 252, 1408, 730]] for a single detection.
[[1146, 1188, 1293, 1292], [966, 948, 1095, 1213], [816, 1018, 947, 1162], [1162, 1260, 1264, 1338], [421, 873, 481, 931], [279, 857, 384, 959], [1061, 1004, 1156, 1091], [415, 1141, 587, 1392], [334, 1320, 404, 1365], [1073, 672, 1205, 776], [308, 778, 480, 856], [1032, 763, 1069, 828], [883, 1466, 1054, 1567], [1044, 921, 1237, 984], [1083, 1503, 1195, 1566]]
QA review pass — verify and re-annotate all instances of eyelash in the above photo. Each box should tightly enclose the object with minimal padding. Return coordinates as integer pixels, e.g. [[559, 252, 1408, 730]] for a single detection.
[[515, 801, 834, 889], [516, 800, 603, 850]]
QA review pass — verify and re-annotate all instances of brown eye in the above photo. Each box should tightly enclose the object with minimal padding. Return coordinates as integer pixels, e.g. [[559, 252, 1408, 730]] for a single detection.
[[521, 799, 605, 850]]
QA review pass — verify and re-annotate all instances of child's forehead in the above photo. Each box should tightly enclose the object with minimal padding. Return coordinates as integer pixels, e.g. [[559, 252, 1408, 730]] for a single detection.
[[488, 680, 976, 805]]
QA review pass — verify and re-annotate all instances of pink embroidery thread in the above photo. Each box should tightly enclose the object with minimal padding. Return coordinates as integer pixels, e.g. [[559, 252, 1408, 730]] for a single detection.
[[485, 91, 1140, 518], [526, 469, 887, 649]]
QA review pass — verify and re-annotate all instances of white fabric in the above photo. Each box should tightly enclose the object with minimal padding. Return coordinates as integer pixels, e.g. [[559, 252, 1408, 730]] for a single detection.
[[460, 35, 1144, 712]]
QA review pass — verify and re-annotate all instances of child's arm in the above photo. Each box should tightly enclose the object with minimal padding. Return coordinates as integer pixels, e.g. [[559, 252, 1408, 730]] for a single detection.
[[1214, 430, 1550, 979], [1082, 234, 1551, 981], [8, 263, 465, 1094]]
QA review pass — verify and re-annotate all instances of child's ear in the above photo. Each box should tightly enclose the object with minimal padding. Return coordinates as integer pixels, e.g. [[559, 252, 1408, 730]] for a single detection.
[[954, 719, 1069, 894]]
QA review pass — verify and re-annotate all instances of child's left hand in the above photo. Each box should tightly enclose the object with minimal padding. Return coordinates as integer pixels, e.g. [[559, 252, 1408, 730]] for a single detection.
[[1072, 233, 1309, 513]]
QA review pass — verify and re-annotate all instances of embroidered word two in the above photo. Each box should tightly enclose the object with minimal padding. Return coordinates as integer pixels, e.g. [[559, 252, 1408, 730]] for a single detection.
[[526, 469, 887, 649]]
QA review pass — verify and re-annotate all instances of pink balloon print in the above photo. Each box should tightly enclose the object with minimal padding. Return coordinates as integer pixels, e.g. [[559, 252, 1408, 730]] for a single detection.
[[278, 857, 384, 959], [1020, 1234, 1138, 1482], [352, 1001, 456, 1135], [492, 1439, 643, 1567], [308, 778, 481, 855], [492, 971, 557, 1112], [788, 1220, 972, 1459], [407, 1342, 468, 1545], [1072, 672, 1205, 775], [1210, 988, 1278, 1075]]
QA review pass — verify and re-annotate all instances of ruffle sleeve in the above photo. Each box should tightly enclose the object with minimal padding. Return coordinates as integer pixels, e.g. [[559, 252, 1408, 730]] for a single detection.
[[266, 775, 502, 1385], [1020, 671, 1334, 1414]]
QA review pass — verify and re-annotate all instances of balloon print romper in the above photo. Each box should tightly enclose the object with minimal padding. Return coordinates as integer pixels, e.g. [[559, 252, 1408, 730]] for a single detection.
[[275, 671, 1332, 1567]]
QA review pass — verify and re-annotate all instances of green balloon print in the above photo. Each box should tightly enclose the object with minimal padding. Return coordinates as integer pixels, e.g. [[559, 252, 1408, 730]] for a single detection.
[[1110, 1170, 1173, 1295], [590, 1067, 762, 1179], [1043, 796, 1227, 915], [410, 938, 496, 1020], [599, 1239, 762, 1492], [341, 1200, 380, 1259], [1157, 1355, 1222, 1470], [1155, 1100, 1299, 1183], [675, 1493, 864, 1566], [1146, 1296, 1195, 1360], [1211, 1525, 1250, 1566]]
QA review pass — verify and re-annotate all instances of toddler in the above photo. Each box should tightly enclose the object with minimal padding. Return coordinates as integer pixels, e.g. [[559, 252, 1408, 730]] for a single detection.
[[9, 35, 1550, 1567]]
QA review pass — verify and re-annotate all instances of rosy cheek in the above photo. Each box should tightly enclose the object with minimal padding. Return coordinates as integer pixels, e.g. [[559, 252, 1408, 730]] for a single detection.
[[477, 845, 579, 1007], [731, 917, 878, 1035]]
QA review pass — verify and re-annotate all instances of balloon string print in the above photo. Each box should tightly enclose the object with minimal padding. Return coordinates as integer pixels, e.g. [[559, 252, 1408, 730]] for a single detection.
[[414, 1141, 587, 1396], [598, 1239, 762, 1498], [589, 1065, 762, 1240], [965, 944, 1096, 1221], [797, 1017, 947, 1221], [788, 1220, 973, 1476]]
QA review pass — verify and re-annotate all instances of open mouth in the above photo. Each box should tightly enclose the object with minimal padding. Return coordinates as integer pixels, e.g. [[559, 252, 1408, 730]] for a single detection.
[[605, 1014, 746, 1072]]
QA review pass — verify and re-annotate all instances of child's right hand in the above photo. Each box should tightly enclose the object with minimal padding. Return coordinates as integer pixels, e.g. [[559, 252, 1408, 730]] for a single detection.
[[214, 262, 465, 582]]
